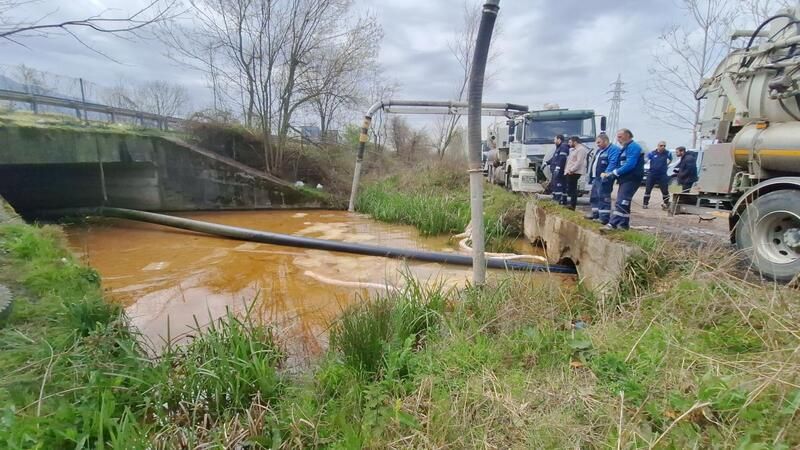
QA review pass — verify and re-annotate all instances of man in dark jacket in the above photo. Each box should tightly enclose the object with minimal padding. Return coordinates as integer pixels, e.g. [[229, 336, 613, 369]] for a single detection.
[[547, 134, 571, 204], [673, 146, 698, 192], [643, 141, 673, 210]]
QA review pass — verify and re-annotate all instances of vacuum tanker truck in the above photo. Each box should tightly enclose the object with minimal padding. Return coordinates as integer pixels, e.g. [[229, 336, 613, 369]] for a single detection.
[[680, 5, 800, 281]]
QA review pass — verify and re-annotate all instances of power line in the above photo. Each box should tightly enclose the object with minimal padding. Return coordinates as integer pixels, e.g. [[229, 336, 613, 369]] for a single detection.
[[606, 74, 626, 134]]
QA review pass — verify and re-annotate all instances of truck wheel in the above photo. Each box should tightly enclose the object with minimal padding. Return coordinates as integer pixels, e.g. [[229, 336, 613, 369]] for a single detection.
[[734, 190, 800, 282]]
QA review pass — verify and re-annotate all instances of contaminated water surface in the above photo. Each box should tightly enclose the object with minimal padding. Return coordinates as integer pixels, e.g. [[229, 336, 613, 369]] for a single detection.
[[66, 210, 558, 364]]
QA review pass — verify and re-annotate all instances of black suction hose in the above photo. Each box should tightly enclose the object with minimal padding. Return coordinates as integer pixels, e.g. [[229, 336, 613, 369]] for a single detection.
[[466, 0, 501, 285], [49, 207, 577, 275]]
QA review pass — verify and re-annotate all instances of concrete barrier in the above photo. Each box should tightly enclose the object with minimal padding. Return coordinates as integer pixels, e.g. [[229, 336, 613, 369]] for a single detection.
[[524, 201, 641, 298]]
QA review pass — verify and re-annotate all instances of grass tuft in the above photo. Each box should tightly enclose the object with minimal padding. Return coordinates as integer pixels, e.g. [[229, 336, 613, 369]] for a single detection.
[[330, 275, 447, 379]]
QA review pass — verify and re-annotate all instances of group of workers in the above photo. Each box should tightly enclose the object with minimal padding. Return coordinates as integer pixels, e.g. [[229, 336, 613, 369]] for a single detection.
[[548, 129, 699, 230]]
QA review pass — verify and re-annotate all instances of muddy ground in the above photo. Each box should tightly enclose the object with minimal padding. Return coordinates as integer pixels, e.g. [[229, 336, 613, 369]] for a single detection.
[[611, 189, 730, 242]]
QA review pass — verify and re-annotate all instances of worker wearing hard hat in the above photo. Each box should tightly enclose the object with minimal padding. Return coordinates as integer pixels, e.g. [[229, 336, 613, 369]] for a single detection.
[[601, 128, 645, 230]]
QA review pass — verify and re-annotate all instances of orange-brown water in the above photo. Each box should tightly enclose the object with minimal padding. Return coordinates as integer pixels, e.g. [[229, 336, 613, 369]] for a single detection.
[[66, 210, 554, 363]]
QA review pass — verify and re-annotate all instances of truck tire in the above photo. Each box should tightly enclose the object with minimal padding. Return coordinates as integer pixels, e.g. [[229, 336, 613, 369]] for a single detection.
[[734, 190, 800, 282]]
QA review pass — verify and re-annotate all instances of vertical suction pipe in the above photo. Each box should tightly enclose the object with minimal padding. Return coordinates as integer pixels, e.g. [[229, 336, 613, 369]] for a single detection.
[[348, 100, 386, 212], [348, 111, 376, 212], [467, 0, 500, 285]]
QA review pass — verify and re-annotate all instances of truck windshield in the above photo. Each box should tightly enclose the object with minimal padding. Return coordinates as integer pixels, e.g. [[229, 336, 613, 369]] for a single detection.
[[524, 117, 595, 145]]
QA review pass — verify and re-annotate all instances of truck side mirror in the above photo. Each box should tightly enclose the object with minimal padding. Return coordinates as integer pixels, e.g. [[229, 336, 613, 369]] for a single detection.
[[600, 116, 607, 133]]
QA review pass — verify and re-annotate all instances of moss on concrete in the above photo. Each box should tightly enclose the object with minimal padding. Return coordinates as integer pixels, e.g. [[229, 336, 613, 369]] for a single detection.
[[0, 111, 181, 138]]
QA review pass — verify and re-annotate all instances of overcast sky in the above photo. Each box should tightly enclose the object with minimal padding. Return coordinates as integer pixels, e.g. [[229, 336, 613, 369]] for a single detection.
[[3, 0, 701, 149]]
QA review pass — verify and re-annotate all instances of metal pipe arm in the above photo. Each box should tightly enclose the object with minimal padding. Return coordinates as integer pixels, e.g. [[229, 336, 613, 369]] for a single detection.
[[347, 98, 527, 212]]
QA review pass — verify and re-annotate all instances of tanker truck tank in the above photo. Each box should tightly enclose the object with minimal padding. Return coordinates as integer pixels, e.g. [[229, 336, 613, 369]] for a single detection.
[[732, 122, 800, 175], [686, 6, 800, 282]]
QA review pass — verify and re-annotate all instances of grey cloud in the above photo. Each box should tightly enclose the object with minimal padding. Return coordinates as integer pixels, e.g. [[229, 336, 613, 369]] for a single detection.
[[1, 0, 699, 146]]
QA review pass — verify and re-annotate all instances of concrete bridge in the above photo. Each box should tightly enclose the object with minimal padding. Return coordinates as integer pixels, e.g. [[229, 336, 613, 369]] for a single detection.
[[0, 123, 321, 214]]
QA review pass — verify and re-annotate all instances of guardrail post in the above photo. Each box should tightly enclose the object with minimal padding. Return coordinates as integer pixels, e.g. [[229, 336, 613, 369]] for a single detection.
[[79, 78, 89, 125]]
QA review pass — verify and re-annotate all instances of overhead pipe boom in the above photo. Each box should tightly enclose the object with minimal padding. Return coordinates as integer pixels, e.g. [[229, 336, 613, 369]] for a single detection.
[[347, 98, 527, 212]]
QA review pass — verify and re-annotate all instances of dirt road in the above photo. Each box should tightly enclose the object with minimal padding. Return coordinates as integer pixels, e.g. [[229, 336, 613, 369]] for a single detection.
[[581, 186, 731, 243]]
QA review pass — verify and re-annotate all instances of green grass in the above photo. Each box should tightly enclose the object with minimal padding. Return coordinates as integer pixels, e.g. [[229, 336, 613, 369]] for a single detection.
[[0, 223, 284, 448], [355, 167, 527, 251], [0, 110, 180, 138]]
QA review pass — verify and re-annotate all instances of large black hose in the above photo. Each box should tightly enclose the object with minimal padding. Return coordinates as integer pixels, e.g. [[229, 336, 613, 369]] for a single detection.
[[467, 0, 501, 285], [50, 207, 577, 275]]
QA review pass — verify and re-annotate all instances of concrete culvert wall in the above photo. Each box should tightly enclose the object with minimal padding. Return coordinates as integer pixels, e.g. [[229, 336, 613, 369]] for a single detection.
[[524, 201, 641, 299], [0, 125, 325, 213]]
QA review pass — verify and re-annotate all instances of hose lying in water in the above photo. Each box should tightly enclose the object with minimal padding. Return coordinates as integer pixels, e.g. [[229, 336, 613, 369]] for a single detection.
[[49, 207, 577, 275], [302, 270, 400, 291], [452, 225, 548, 263]]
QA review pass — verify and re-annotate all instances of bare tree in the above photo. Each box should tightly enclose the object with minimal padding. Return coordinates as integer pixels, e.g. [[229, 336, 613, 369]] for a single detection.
[[136, 80, 189, 117], [103, 79, 139, 110], [301, 15, 381, 136], [162, 0, 379, 174], [431, 2, 500, 159], [0, 0, 178, 57], [643, 0, 734, 147], [390, 116, 430, 162], [365, 67, 399, 151], [14, 63, 44, 93], [739, 0, 796, 23]]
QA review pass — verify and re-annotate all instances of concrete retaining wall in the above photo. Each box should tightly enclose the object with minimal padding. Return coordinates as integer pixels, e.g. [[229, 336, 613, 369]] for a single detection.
[[0, 126, 322, 213], [524, 201, 640, 298]]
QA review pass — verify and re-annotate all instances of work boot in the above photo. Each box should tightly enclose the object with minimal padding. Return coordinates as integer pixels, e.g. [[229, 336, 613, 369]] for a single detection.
[[661, 203, 670, 211], [584, 213, 595, 220]]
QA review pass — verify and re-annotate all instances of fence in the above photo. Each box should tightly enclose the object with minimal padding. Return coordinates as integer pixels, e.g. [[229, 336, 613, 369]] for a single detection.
[[0, 65, 185, 130]]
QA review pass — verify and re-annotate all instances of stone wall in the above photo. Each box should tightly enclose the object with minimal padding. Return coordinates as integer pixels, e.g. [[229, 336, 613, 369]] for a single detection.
[[524, 201, 640, 298]]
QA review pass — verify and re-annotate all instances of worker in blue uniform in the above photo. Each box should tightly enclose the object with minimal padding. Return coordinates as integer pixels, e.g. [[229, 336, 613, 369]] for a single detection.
[[601, 128, 645, 230], [585, 133, 619, 224], [547, 134, 571, 205], [643, 141, 673, 210]]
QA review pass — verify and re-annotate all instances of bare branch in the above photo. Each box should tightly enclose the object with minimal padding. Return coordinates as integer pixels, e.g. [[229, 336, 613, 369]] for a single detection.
[[0, 0, 179, 40], [643, 0, 735, 147]]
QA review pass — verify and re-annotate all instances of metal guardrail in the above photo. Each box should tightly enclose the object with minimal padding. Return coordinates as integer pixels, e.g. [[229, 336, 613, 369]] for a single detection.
[[0, 88, 185, 130]]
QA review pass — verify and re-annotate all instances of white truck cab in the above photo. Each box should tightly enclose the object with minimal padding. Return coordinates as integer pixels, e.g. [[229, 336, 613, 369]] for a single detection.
[[500, 109, 603, 193]]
